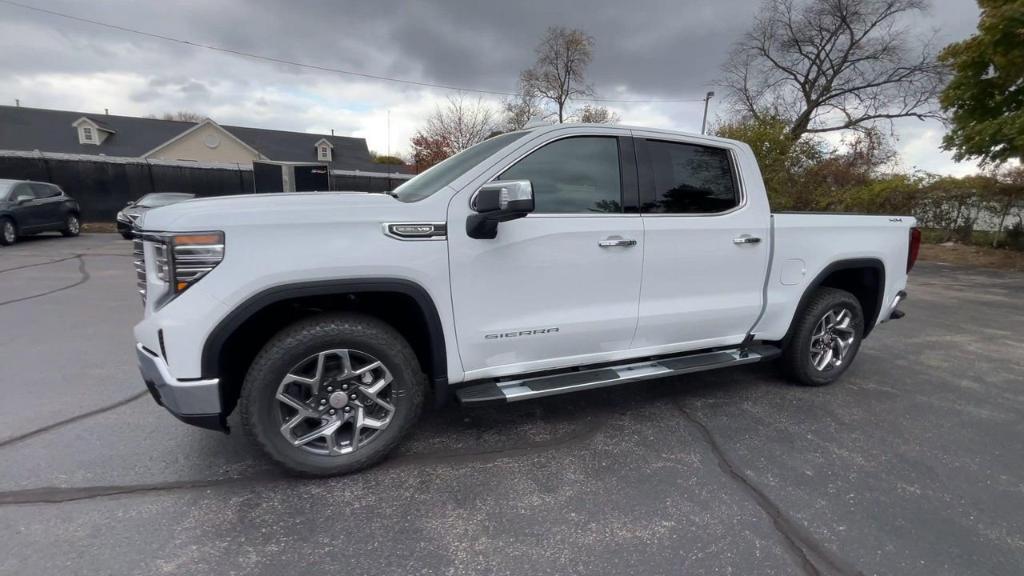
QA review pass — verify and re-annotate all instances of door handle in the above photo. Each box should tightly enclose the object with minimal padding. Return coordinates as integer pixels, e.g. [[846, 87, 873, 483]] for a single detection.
[[733, 235, 761, 245], [598, 238, 637, 248]]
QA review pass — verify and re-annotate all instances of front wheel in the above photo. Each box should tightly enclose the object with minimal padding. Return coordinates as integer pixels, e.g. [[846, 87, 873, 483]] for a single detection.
[[781, 287, 864, 386], [0, 218, 16, 246], [61, 213, 80, 237], [239, 313, 426, 476]]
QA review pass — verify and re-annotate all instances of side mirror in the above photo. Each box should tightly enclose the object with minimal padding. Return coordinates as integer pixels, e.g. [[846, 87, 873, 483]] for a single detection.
[[466, 180, 535, 239], [15, 194, 32, 205]]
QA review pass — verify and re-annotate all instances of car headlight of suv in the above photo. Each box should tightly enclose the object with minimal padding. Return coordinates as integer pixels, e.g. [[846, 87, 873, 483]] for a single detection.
[[140, 231, 224, 306]]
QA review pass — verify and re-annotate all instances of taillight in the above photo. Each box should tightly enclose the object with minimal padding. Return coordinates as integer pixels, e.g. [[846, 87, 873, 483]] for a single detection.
[[907, 227, 921, 273]]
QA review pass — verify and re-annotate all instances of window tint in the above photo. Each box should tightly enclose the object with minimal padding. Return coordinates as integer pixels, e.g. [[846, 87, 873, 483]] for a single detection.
[[30, 183, 59, 198], [13, 184, 36, 200], [644, 140, 738, 214], [501, 136, 622, 214]]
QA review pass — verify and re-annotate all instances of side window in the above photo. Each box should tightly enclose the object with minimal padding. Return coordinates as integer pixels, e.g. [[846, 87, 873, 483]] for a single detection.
[[31, 183, 59, 198], [13, 184, 36, 201], [643, 140, 739, 214], [500, 136, 622, 214]]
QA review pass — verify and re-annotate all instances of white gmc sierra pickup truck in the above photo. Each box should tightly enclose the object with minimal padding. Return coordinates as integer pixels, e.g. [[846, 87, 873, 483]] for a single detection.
[[132, 124, 920, 475]]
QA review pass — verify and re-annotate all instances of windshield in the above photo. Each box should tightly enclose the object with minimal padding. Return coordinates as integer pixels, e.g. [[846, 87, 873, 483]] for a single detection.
[[393, 131, 528, 202], [136, 193, 193, 208]]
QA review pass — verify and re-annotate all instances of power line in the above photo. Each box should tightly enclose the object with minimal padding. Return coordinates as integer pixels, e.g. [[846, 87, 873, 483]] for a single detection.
[[0, 0, 706, 104]]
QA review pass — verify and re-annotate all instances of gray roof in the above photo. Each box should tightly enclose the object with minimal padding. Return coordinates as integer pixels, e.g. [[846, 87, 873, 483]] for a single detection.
[[0, 105, 410, 173]]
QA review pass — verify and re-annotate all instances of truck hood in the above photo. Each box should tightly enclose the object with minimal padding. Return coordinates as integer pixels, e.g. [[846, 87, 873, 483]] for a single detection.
[[138, 192, 416, 231]]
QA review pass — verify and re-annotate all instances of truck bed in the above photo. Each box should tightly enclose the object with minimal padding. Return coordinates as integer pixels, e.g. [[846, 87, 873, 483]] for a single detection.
[[751, 212, 916, 341]]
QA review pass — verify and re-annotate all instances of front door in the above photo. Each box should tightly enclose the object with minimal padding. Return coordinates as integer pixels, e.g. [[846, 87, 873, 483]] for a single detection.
[[448, 132, 644, 380], [630, 132, 771, 354], [11, 183, 44, 229]]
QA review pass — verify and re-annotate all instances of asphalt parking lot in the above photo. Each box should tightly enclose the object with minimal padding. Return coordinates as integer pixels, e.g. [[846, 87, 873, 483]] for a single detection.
[[1, 233, 1022, 576]]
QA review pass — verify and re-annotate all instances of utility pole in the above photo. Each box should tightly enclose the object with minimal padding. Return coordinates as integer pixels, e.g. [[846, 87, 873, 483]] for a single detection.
[[701, 91, 715, 135], [386, 109, 391, 159]]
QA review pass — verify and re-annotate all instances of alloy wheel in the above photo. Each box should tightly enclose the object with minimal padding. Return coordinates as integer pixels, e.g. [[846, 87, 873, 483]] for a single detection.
[[275, 349, 395, 456], [2, 221, 14, 243], [809, 307, 856, 371], [67, 216, 80, 234]]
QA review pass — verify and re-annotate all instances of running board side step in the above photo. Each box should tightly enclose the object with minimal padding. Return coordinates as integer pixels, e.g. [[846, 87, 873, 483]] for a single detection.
[[456, 344, 782, 406]]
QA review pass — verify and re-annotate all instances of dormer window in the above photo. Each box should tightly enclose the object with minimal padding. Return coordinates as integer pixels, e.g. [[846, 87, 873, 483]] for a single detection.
[[315, 138, 333, 162], [72, 116, 115, 145]]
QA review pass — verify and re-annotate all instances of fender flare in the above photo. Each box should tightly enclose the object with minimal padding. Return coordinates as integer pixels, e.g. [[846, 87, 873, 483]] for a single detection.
[[782, 258, 886, 345], [200, 277, 448, 389]]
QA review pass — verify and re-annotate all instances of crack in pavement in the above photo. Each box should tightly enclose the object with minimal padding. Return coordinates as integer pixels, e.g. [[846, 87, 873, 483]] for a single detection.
[[0, 254, 80, 274], [0, 391, 148, 449], [0, 417, 606, 506], [674, 399, 863, 576], [0, 254, 90, 307]]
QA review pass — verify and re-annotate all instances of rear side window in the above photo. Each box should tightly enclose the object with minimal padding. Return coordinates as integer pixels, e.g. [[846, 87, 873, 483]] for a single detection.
[[642, 140, 739, 214], [30, 183, 60, 198], [500, 136, 622, 214]]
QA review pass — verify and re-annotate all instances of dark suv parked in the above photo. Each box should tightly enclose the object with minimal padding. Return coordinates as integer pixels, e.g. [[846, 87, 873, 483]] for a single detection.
[[0, 179, 81, 246]]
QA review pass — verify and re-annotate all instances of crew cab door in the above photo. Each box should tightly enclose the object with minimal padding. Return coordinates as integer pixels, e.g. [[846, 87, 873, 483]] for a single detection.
[[447, 129, 644, 379], [630, 131, 771, 353]]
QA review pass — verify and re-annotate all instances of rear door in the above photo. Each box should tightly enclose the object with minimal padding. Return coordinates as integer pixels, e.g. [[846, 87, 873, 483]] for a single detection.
[[447, 130, 645, 379], [630, 132, 771, 354], [30, 183, 65, 227]]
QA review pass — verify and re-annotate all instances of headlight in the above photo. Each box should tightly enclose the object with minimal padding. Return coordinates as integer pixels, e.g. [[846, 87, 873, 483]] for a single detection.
[[167, 232, 224, 294], [142, 231, 224, 306], [116, 211, 128, 222]]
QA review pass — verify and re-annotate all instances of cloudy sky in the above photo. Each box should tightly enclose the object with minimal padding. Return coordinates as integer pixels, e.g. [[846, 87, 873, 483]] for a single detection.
[[0, 0, 983, 174]]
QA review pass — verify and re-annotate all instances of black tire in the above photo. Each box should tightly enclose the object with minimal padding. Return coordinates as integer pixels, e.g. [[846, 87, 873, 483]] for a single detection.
[[239, 312, 426, 476], [120, 231, 134, 240], [0, 217, 16, 246], [61, 213, 80, 237], [781, 287, 864, 386]]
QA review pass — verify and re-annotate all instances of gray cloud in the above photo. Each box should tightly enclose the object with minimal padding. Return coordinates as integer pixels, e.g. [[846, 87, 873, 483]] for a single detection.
[[0, 0, 983, 173], [1, 0, 977, 100]]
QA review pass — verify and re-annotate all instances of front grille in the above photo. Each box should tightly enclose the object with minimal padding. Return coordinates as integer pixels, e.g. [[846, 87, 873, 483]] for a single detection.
[[133, 238, 146, 303]]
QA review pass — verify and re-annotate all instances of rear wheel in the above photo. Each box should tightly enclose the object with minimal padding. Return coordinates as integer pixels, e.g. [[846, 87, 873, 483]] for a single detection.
[[61, 213, 80, 237], [0, 218, 16, 246], [240, 313, 426, 476], [782, 287, 864, 386]]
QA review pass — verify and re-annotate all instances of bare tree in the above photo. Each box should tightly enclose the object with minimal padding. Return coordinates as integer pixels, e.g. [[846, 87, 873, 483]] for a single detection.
[[501, 89, 545, 131], [721, 0, 947, 140], [161, 110, 204, 122], [521, 27, 595, 123], [410, 95, 496, 170], [575, 104, 620, 124]]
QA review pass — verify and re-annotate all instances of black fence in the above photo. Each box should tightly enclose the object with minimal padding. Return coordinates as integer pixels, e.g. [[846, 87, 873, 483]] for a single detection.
[[0, 155, 412, 222], [0, 155, 253, 222], [332, 173, 408, 194]]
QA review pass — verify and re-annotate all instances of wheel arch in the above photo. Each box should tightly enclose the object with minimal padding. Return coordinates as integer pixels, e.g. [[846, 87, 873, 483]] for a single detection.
[[782, 258, 886, 346], [202, 278, 448, 417]]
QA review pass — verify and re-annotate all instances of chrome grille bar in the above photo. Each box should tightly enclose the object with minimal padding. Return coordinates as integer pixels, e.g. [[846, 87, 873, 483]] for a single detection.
[[133, 238, 146, 303]]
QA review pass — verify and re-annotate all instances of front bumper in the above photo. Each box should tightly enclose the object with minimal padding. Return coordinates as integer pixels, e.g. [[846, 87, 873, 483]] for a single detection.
[[136, 343, 226, 432]]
